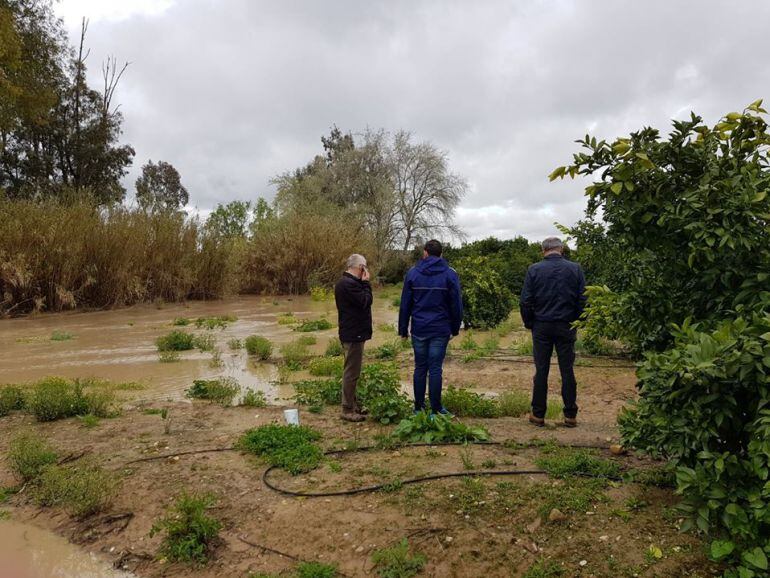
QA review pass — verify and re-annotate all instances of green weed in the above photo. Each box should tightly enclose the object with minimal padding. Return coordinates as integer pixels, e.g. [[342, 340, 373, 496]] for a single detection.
[[238, 424, 323, 475], [377, 322, 396, 333], [443, 386, 499, 418], [371, 538, 426, 578], [372, 339, 401, 360], [194, 315, 237, 330], [245, 335, 273, 360], [277, 313, 296, 325], [26, 377, 115, 421], [240, 389, 267, 408], [309, 356, 344, 377], [392, 412, 489, 443], [496, 390, 529, 417], [172, 317, 190, 326], [535, 447, 621, 479], [293, 378, 342, 407], [186, 378, 240, 406], [513, 336, 534, 355], [50, 330, 74, 341], [280, 340, 309, 370], [0, 386, 26, 416], [193, 332, 216, 352], [522, 558, 564, 577], [296, 561, 338, 578], [7, 432, 58, 482], [297, 335, 317, 346], [310, 286, 334, 302], [227, 338, 243, 350], [391, 297, 401, 307], [150, 491, 222, 565], [156, 330, 195, 352], [358, 363, 410, 424], [78, 414, 100, 428], [294, 318, 334, 332], [325, 338, 344, 357], [35, 460, 119, 517], [460, 332, 478, 351]]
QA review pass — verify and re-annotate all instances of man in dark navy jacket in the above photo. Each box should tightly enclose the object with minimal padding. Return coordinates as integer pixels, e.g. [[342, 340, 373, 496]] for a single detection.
[[520, 237, 586, 427], [399, 240, 463, 414]]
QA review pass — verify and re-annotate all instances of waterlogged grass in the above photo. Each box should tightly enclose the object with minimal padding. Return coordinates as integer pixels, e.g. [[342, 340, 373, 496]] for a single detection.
[[308, 356, 344, 377], [310, 286, 334, 302], [371, 539, 426, 578], [7, 432, 58, 482], [297, 335, 317, 346], [172, 317, 191, 326], [50, 330, 74, 341], [238, 424, 323, 475], [294, 318, 333, 332], [194, 315, 237, 330], [156, 330, 195, 352], [227, 338, 243, 350], [158, 350, 181, 363], [186, 378, 240, 406], [150, 491, 222, 565], [245, 335, 273, 360], [277, 313, 296, 325], [280, 340, 310, 370]]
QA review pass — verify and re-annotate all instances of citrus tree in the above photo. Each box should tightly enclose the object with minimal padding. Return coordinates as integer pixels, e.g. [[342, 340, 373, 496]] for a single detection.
[[553, 101, 770, 576]]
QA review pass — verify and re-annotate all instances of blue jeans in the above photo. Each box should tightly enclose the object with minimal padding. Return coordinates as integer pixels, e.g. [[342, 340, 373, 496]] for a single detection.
[[412, 335, 450, 412]]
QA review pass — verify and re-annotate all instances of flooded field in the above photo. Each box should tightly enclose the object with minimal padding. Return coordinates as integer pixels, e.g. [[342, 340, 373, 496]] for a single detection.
[[0, 294, 399, 405]]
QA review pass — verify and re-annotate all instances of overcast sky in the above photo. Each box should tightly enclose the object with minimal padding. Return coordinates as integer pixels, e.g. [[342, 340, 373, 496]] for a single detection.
[[54, 0, 770, 241]]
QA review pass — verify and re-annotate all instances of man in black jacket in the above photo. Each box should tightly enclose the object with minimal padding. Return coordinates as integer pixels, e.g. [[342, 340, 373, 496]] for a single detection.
[[520, 237, 586, 427], [334, 254, 373, 422]]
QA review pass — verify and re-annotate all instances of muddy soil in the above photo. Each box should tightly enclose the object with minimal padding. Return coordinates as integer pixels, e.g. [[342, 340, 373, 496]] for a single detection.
[[0, 292, 719, 577]]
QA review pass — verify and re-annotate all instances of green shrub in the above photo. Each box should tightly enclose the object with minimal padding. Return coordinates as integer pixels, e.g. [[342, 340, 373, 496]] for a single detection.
[[442, 386, 499, 418], [460, 332, 478, 351], [27, 378, 88, 421], [277, 313, 296, 325], [372, 339, 400, 360], [156, 330, 195, 352], [371, 539, 426, 578], [0, 386, 26, 416], [296, 562, 337, 578], [294, 318, 333, 332], [358, 363, 410, 424], [186, 378, 240, 406], [293, 378, 342, 407], [150, 491, 222, 565], [453, 256, 515, 329], [240, 389, 267, 408], [308, 356, 344, 377], [297, 335, 317, 346], [310, 286, 334, 302], [392, 412, 489, 443], [193, 332, 216, 352], [7, 432, 58, 482], [172, 317, 190, 326], [237, 424, 323, 475], [50, 330, 74, 341], [324, 338, 344, 357], [245, 335, 273, 360], [35, 460, 119, 517], [280, 340, 309, 370]]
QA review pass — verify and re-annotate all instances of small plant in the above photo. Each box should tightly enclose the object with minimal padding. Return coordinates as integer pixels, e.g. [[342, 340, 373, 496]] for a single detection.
[[442, 386, 499, 418], [158, 350, 180, 363], [0, 386, 26, 416], [150, 491, 222, 565], [324, 338, 344, 357], [391, 297, 401, 307], [460, 446, 476, 470], [194, 315, 237, 330], [280, 340, 309, 370], [237, 424, 323, 475], [377, 322, 396, 333], [277, 313, 296, 325], [172, 317, 191, 326], [193, 332, 216, 352], [294, 318, 333, 332], [78, 414, 100, 428], [392, 412, 489, 443], [240, 389, 267, 408], [496, 390, 529, 417], [156, 330, 195, 352], [308, 356, 344, 377], [522, 558, 564, 578], [227, 338, 243, 350], [26, 378, 87, 422], [372, 339, 400, 360], [7, 432, 58, 482], [535, 447, 621, 479], [297, 335, 317, 346], [481, 459, 497, 469], [293, 378, 342, 407], [371, 538, 426, 578], [296, 561, 338, 578], [245, 335, 273, 360], [50, 330, 74, 341], [512, 336, 534, 355], [35, 459, 119, 517], [186, 378, 240, 406], [358, 363, 411, 424], [209, 348, 223, 368], [310, 286, 334, 302], [460, 332, 478, 351]]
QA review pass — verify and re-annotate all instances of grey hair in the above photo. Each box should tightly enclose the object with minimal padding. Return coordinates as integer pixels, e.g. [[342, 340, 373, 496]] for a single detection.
[[542, 237, 564, 252], [346, 254, 367, 270]]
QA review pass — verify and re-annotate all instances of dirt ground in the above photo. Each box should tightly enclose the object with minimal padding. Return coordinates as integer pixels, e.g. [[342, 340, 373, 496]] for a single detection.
[[0, 351, 721, 578]]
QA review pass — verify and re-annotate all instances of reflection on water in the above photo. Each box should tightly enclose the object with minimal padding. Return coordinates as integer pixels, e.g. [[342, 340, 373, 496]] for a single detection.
[[0, 519, 133, 578], [0, 295, 398, 405]]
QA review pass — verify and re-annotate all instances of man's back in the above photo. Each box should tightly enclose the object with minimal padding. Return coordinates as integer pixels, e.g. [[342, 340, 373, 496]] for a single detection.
[[398, 256, 463, 339], [520, 254, 586, 328]]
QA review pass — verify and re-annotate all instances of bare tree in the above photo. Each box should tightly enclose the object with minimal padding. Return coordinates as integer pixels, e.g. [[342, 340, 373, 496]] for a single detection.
[[390, 131, 467, 250]]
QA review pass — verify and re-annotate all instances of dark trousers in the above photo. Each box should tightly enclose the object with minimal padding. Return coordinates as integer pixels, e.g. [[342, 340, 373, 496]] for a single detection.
[[342, 341, 364, 412], [412, 335, 450, 412], [531, 321, 578, 419]]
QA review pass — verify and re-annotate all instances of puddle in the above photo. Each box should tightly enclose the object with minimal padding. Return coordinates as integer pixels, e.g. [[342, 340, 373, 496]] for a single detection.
[[0, 518, 134, 578]]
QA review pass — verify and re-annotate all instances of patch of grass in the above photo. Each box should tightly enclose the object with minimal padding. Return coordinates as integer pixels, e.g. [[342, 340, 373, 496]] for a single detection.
[[297, 335, 317, 346], [372, 339, 401, 360], [0, 386, 26, 416], [158, 350, 181, 363], [186, 378, 240, 406], [309, 356, 344, 377], [245, 335, 273, 360], [193, 332, 216, 352], [310, 286, 334, 302], [240, 389, 267, 408], [512, 335, 534, 355], [280, 340, 310, 370], [172, 317, 190, 326], [294, 318, 333, 332], [460, 446, 476, 470], [194, 315, 237, 330], [143, 408, 164, 415], [535, 447, 621, 479], [7, 432, 58, 482], [443, 386, 499, 418], [460, 332, 478, 351], [496, 390, 530, 417], [296, 561, 338, 578], [527, 477, 608, 518], [26, 377, 115, 422], [237, 424, 323, 475], [391, 296, 401, 307], [522, 558, 564, 577], [156, 330, 195, 352], [392, 412, 489, 443], [227, 338, 243, 350], [371, 538, 426, 578], [35, 460, 119, 517], [150, 491, 222, 565], [377, 322, 396, 333], [50, 330, 74, 341], [494, 317, 520, 337], [277, 313, 296, 325], [325, 338, 344, 357], [625, 465, 676, 487], [293, 378, 342, 407], [78, 414, 100, 428]]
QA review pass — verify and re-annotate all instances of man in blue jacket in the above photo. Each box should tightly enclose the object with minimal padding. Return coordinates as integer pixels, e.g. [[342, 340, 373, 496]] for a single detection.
[[399, 239, 463, 414], [520, 237, 586, 427]]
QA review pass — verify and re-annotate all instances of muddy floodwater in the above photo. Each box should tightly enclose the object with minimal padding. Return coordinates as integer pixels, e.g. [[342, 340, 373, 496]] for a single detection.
[[0, 294, 399, 405]]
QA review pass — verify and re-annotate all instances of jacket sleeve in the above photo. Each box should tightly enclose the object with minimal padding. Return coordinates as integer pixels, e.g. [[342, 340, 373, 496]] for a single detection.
[[348, 279, 373, 311], [520, 267, 535, 329], [398, 273, 413, 337], [576, 265, 587, 319], [448, 270, 463, 336]]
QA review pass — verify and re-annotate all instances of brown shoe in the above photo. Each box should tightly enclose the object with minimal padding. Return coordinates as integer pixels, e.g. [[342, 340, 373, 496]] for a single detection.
[[564, 417, 578, 428], [340, 412, 366, 423], [529, 414, 545, 427]]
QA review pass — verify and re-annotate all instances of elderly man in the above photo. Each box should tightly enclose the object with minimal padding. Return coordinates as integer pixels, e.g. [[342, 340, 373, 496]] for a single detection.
[[334, 254, 373, 422], [520, 237, 586, 427]]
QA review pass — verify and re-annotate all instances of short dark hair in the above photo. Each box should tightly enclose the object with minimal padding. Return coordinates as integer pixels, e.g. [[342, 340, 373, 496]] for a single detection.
[[424, 239, 443, 257]]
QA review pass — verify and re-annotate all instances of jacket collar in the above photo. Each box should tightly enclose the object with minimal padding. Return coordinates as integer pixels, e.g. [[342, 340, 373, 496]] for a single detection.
[[544, 253, 563, 260], [343, 271, 361, 281]]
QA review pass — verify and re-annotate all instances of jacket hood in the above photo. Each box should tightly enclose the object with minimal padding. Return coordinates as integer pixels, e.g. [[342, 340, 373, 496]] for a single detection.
[[416, 256, 449, 276]]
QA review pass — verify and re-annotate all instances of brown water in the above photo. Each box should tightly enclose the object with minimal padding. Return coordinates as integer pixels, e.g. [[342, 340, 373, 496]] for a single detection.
[[0, 518, 133, 578], [0, 294, 398, 405]]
